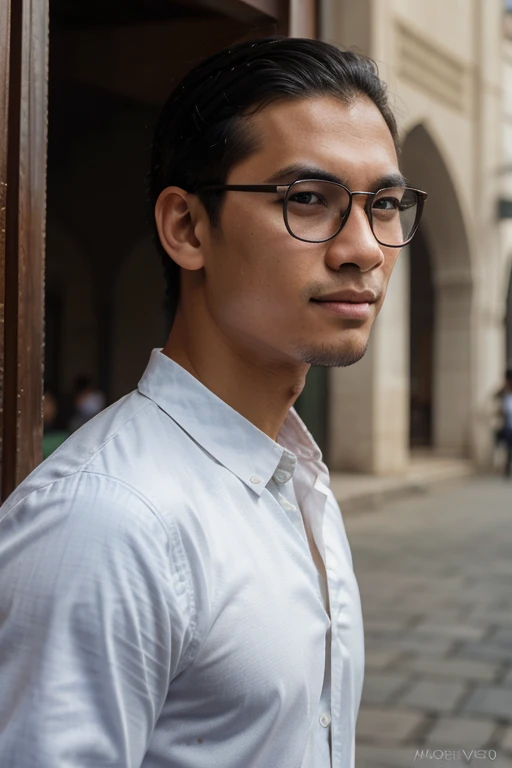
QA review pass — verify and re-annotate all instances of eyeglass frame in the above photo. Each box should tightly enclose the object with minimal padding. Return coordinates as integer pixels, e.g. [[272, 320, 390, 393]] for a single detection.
[[199, 179, 428, 247]]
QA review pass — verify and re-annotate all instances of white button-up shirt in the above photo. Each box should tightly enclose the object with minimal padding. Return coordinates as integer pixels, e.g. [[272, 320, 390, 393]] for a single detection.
[[0, 349, 364, 768]]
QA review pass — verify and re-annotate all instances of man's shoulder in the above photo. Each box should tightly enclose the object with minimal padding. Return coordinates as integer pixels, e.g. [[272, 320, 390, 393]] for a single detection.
[[1, 389, 201, 524]]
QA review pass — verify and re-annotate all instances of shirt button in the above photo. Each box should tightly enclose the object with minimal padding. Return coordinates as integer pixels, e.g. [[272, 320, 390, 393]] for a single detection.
[[319, 713, 331, 728], [274, 469, 290, 484], [250, 475, 261, 484]]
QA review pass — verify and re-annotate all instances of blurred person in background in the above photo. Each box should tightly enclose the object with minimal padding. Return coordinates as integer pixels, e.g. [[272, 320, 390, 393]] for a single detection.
[[67, 374, 106, 432], [501, 369, 512, 477], [42, 385, 58, 431], [491, 369, 512, 476], [0, 37, 426, 768], [42, 384, 70, 459]]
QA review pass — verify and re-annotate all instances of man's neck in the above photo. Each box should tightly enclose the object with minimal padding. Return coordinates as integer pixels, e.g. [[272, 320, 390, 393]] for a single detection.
[[162, 307, 308, 442]]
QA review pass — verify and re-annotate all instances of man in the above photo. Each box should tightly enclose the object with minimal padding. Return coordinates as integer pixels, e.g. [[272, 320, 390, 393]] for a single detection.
[[0, 37, 426, 767], [501, 369, 512, 477]]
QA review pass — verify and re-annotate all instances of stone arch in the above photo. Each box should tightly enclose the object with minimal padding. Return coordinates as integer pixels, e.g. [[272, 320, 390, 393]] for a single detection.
[[401, 123, 473, 455]]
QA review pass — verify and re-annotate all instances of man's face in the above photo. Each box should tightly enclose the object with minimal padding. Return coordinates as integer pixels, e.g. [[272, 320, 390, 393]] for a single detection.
[[198, 95, 402, 368]]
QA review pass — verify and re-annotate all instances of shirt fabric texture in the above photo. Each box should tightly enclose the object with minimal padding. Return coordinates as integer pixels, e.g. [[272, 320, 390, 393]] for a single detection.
[[0, 349, 365, 768]]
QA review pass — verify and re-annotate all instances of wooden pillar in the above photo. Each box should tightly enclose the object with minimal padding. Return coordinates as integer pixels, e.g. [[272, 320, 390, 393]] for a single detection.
[[288, 0, 317, 37], [0, 0, 48, 500]]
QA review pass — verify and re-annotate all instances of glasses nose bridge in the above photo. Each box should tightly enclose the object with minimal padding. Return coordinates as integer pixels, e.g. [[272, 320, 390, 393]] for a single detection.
[[350, 189, 374, 205], [345, 189, 375, 232]]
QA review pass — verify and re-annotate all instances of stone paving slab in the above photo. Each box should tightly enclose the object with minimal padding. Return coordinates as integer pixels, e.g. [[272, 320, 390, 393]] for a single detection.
[[502, 725, 512, 751], [355, 706, 425, 743], [362, 617, 412, 635], [399, 656, 500, 683], [463, 685, 512, 720], [490, 628, 512, 647], [480, 756, 512, 768], [366, 634, 457, 656], [411, 621, 486, 642], [468, 612, 512, 628], [397, 679, 468, 713], [361, 671, 411, 705], [414, 609, 478, 624], [356, 744, 426, 768], [457, 643, 512, 665], [424, 716, 498, 747], [364, 649, 404, 670]]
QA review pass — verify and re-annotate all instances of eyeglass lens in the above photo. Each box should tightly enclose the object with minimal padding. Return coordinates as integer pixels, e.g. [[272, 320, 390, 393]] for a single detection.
[[284, 180, 419, 246]]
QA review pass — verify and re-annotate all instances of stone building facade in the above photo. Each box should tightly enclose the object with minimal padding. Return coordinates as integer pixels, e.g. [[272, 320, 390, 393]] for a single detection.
[[321, 0, 506, 474]]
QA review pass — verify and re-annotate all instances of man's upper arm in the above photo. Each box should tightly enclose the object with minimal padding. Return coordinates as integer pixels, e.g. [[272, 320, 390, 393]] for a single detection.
[[0, 471, 195, 767]]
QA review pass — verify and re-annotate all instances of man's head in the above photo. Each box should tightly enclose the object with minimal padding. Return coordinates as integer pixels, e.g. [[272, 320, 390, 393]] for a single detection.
[[150, 37, 419, 369]]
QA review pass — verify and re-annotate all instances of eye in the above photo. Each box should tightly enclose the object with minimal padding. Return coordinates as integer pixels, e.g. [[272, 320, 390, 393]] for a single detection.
[[373, 196, 400, 211], [288, 191, 326, 206]]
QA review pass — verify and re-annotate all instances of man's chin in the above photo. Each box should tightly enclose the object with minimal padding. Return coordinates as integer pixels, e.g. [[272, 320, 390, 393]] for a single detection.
[[297, 338, 369, 368]]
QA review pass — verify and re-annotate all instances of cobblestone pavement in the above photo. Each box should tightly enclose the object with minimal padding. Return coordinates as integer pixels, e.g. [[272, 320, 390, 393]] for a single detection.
[[343, 477, 512, 768]]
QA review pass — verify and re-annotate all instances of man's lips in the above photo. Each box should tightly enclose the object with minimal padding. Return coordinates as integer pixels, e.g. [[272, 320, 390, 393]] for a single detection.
[[310, 290, 378, 320], [311, 299, 373, 320], [311, 289, 378, 303]]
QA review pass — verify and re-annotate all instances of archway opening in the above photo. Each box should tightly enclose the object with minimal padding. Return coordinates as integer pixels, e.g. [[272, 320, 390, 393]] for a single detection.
[[294, 367, 329, 460], [402, 124, 473, 456], [506, 265, 512, 370], [409, 227, 436, 447]]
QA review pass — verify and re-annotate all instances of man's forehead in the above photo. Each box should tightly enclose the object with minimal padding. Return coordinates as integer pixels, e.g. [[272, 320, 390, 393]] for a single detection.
[[254, 95, 393, 141], [242, 95, 399, 180]]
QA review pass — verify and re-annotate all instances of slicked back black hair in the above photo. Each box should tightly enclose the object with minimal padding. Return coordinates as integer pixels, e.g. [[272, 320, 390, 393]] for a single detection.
[[149, 37, 399, 325]]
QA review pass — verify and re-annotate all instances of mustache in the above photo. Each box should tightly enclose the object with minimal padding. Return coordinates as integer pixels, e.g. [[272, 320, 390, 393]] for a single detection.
[[302, 281, 383, 302]]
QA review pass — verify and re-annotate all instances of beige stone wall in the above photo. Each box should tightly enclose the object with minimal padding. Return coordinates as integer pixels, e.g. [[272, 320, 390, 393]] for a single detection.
[[501, 35, 512, 363], [320, 0, 505, 472]]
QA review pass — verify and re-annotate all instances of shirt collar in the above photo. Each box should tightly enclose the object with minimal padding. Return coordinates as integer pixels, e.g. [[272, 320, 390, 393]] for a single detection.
[[137, 349, 323, 497]]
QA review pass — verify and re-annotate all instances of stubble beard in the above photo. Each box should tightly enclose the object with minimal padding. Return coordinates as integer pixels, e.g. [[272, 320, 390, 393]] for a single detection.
[[297, 339, 369, 368]]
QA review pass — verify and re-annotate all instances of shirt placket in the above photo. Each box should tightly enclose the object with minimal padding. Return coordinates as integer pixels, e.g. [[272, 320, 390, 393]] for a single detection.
[[300, 475, 336, 767], [313, 477, 358, 768]]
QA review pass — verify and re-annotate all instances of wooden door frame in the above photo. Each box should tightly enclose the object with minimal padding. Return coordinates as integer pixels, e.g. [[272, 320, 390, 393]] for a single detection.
[[1, 0, 48, 501], [0, 0, 316, 500], [193, 0, 317, 36]]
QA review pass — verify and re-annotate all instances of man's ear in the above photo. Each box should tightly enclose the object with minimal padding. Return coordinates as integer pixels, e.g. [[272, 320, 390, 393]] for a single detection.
[[154, 186, 205, 271]]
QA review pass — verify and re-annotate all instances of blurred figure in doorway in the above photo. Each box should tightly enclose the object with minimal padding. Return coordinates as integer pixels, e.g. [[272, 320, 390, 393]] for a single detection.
[[68, 375, 106, 433], [502, 370, 512, 478], [42, 384, 70, 459]]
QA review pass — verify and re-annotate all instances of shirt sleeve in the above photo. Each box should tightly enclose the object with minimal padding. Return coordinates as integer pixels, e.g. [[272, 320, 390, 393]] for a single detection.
[[0, 471, 196, 767]]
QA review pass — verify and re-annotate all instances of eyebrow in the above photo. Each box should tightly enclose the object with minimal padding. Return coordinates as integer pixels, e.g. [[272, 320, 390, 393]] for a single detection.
[[264, 163, 408, 191]]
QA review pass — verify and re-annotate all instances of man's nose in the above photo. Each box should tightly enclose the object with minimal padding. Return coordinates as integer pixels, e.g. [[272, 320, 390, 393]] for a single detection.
[[324, 200, 385, 273]]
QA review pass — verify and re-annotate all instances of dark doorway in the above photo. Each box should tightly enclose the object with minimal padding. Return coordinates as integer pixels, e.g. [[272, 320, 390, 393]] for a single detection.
[[506, 266, 512, 370], [46, 1, 279, 406], [44, 291, 63, 398], [409, 227, 435, 447], [295, 367, 329, 461], [3, 0, 317, 491]]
